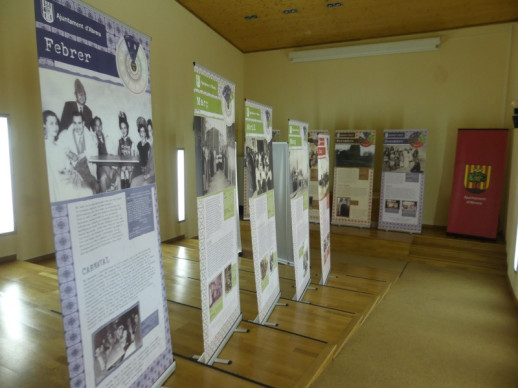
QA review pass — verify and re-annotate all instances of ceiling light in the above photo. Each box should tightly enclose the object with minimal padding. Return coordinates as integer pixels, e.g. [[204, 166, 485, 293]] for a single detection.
[[283, 8, 298, 14], [326, 2, 343, 8], [289, 37, 441, 62], [244, 14, 258, 20]]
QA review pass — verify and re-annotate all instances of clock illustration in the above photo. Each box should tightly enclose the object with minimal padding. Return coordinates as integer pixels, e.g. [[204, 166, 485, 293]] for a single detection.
[[116, 35, 149, 94]]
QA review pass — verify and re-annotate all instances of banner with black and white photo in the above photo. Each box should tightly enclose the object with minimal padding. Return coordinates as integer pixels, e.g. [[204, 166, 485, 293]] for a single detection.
[[316, 134, 331, 284], [308, 130, 328, 223], [34, 1, 175, 387], [288, 119, 311, 301], [193, 64, 241, 363], [244, 99, 280, 324], [331, 130, 376, 227], [378, 130, 427, 233]]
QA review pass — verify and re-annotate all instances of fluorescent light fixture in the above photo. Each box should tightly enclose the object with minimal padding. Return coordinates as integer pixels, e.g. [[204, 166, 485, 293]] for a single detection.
[[177, 148, 185, 222], [514, 223, 518, 271], [0, 116, 15, 234], [289, 37, 441, 63]]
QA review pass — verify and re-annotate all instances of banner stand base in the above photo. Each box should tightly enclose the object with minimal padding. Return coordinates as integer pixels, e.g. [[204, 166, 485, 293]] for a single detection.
[[278, 257, 294, 266], [151, 360, 176, 388], [195, 314, 244, 366], [214, 358, 232, 365], [253, 292, 281, 326], [292, 278, 312, 302], [320, 273, 336, 286]]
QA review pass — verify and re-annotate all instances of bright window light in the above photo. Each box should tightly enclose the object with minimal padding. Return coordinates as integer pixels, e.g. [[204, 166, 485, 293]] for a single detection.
[[514, 223, 518, 271], [0, 116, 15, 234], [177, 148, 185, 222]]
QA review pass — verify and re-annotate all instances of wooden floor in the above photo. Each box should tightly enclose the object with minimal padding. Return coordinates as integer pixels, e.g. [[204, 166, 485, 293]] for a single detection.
[[0, 220, 506, 387]]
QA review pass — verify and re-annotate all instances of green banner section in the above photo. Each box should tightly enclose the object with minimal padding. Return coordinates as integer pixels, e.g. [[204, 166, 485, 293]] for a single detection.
[[289, 124, 300, 135], [232, 263, 237, 287], [223, 187, 235, 220], [299, 245, 304, 258], [194, 71, 218, 96], [289, 136, 302, 147], [245, 120, 264, 135], [303, 191, 309, 211], [246, 105, 262, 120], [261, 271, 270, 291], [194, 91, 222, 115], [273, 251, 278, 268], [267, 190, 275, 218], [289, 125, 302, 147], [209, 296, 223, 321]]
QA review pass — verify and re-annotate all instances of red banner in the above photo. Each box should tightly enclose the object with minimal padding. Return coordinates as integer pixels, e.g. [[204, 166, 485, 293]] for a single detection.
[[447, 129, 509, 239]]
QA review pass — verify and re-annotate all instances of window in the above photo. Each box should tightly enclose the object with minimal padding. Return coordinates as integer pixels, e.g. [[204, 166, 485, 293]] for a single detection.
[[0, 116, 15, 234], [177, 148, 185, 222]]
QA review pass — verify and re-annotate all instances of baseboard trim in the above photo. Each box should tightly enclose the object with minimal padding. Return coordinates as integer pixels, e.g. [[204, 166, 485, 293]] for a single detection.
[[0, 254, 16, 264], [26, 252, 56, 263], [162, 234, 186, 244]]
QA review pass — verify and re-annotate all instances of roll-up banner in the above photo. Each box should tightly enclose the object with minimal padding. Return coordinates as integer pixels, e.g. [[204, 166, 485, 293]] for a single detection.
[[331, 130, 376, 227], [243, 166, 250, 220], [378, 130, 427, 233], [288, 120, 311, 301], [193, 64, 241, 364], [317, 134, 332, 285], [34, 0, 175, 386], [309, 130, 328, 223], [244, 99, 281, 323], [447, 129, 509, 239]]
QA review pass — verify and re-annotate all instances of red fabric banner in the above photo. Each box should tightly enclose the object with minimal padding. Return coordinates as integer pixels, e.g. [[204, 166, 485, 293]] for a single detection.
[[447, 129, 509, 239]]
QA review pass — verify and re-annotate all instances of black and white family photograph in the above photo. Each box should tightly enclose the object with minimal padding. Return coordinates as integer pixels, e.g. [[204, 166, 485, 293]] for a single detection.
[[318, 158, 330, 200], [92, 304, 142, 385], [195, 116, 236, 196], [245, 137, 274, 198], [382, 145, 426, 173], [290, 149, 309, 198], [308, 133, 319, 169], [40, 70, 155, 203]]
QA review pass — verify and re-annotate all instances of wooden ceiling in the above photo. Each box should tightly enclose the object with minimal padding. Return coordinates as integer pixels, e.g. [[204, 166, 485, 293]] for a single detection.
[[176, 0, 518, 53]]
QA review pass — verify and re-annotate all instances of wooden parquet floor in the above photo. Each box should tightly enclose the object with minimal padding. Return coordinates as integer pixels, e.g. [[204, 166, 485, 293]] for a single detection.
[[3, 219, 504, 387]]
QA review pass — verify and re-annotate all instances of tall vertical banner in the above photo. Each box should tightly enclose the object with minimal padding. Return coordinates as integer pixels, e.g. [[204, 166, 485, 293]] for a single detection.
[[193, 64, 241, 364], [331, 130, 376, 227], [243, 165, 250, 220], [378, 130, 427, 233], [447, 129, 509, 239], [244, 99, 281, 323], [308, 130, 328, 223], [288, 120, 311, 300], [34, 1, 175, 387], [317, 134, 331, 285]]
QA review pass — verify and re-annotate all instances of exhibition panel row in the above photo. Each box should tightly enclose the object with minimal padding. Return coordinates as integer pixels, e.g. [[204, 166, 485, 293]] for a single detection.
[[35, 1, 508, 386]]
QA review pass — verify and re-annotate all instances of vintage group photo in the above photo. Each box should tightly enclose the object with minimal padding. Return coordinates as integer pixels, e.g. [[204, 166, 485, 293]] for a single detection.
[[41, 71, 155, 203]]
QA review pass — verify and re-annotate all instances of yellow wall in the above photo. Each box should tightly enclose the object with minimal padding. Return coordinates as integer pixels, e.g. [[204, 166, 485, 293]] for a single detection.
[[243, 24, 514, 228], [1, 2, 517, 301], [0, 0, 244, 260]]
